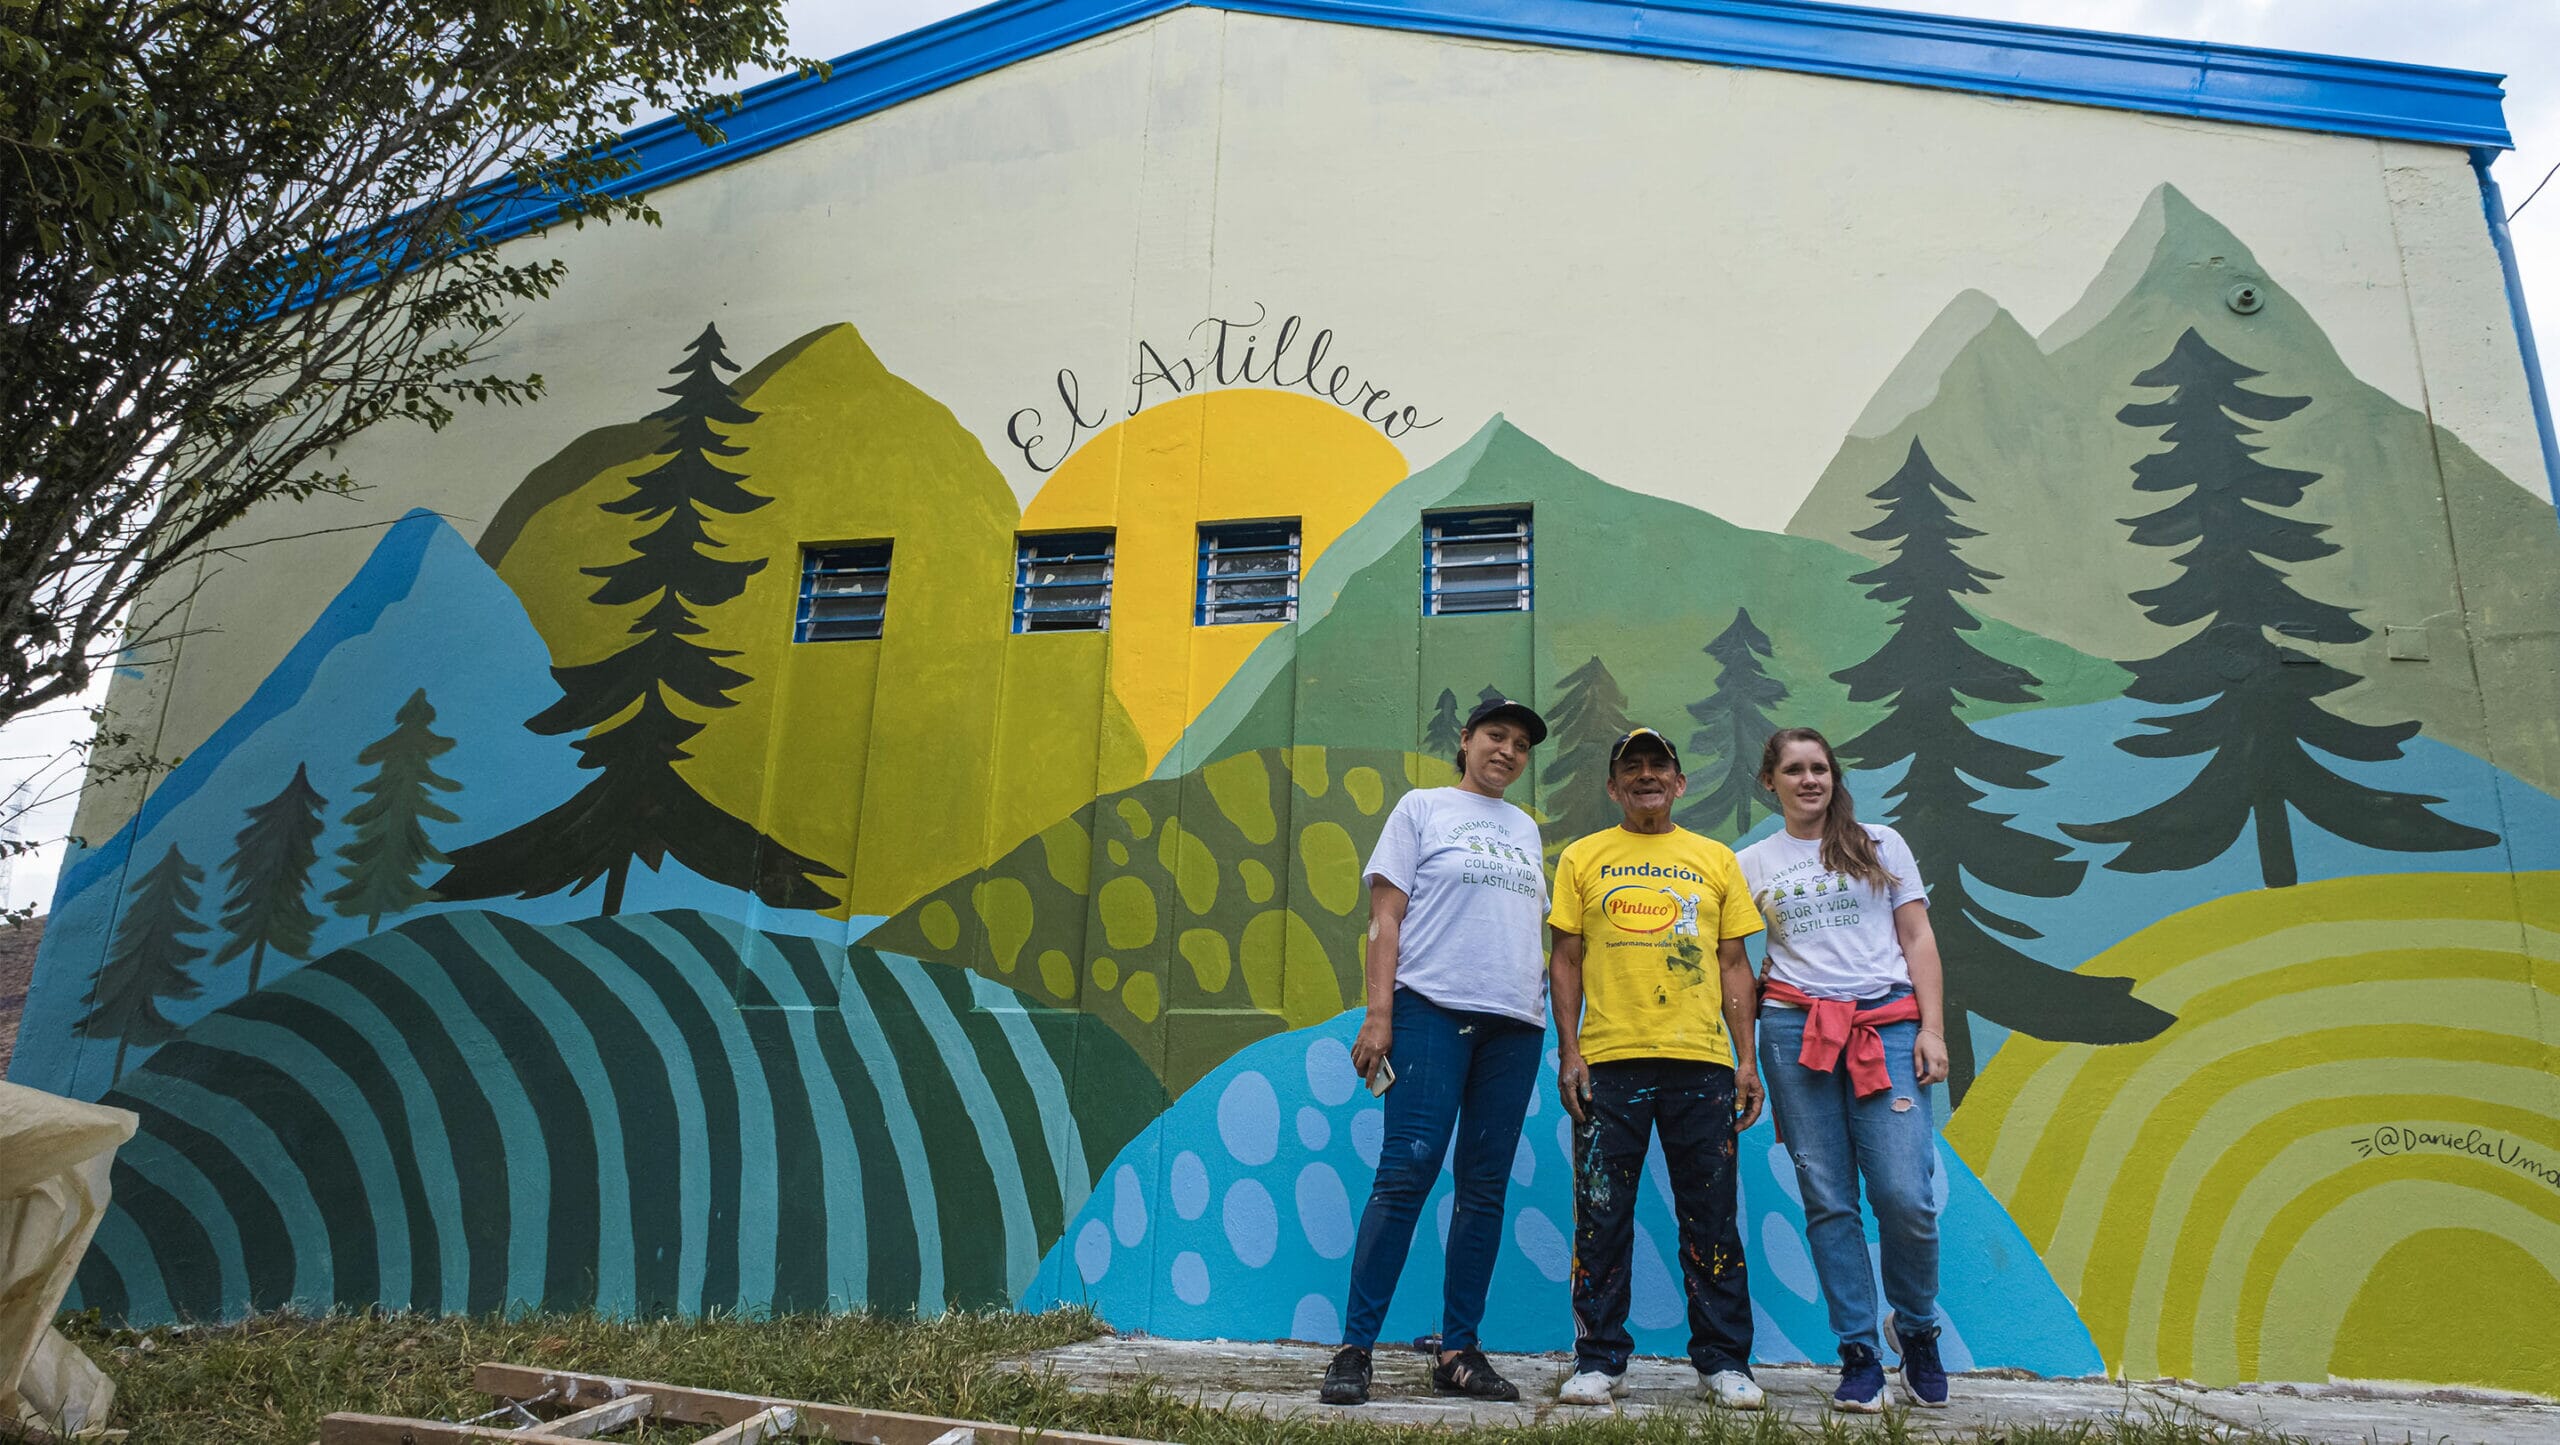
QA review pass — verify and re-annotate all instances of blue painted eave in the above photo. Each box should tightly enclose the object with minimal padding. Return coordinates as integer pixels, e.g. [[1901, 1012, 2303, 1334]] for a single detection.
[[464, 0, 2512, 253]]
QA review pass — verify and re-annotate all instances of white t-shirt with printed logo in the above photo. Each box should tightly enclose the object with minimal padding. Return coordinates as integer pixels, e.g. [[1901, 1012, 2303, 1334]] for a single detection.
[[1735, 824, 1928, 1001], [1362, 787, 1549, 1025]]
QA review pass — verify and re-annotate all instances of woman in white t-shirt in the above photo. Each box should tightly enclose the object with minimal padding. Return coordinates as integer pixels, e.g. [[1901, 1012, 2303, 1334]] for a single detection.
[[1734, 727, 1952, 1415], [1317, 697, 1550, 1408]]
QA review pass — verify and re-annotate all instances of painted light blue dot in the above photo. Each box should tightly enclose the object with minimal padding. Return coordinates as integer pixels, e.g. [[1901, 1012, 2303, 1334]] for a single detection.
[[1435, 1190, 1455, 1248], [1510, 1134, 1535, 1187], [1762, 1212, 1819, 1302], [1075, 1219, 1112, 1284], [1513, 1207, 1570, 1283], [1170, 1151, 1210, 1222], [1929, 1147, 1951, 1213], [1305, 1036, 1355, 1106], [1351, 1109, 1383, 1168], [1555, 1115, 1575, 1165], [1218, 1071, 1281, 1166], [1524, 1079, 1540, 1118], [1630, 1222, 1684, 1330], [1296, 1163, 1354, 1261], [1768, 1144, 1802, 1207], [1171, 1251, 1211, 1306], [1293, 1293, 1343, 1344], [1223, 1178, 1278, 1268], [1297, 1105, 1331, 1152], [1113, 1164, 1147, 1247]]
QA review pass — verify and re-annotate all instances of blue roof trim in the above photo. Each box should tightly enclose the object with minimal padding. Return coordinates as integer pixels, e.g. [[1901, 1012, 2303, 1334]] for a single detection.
[[450, 0, 2506, 259], [2472, 151, 2560, 519]]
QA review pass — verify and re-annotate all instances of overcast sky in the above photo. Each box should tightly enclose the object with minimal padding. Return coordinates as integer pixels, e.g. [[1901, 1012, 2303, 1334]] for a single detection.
[[4, 0, 2554, 916]]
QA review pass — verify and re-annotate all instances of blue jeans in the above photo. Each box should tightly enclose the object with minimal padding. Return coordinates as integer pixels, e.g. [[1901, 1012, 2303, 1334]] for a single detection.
[[1340, 987, 1542, 1352], [1757, 990, 1940, 1355]]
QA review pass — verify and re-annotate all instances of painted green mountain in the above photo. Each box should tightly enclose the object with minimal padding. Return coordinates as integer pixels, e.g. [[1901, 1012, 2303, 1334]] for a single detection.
[[1789, 184, 2560, 788], [1169, 415, 2127, 813], [863, 745, 1450, 1094]]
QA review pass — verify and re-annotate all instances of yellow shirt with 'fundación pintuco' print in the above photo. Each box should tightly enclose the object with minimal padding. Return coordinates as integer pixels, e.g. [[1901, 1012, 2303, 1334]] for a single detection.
[[1548, 825, 1763, 1067]]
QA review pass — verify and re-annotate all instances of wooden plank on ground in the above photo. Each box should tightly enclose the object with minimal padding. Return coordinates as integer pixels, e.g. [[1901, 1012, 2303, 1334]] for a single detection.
[[694, 1405, 795, 1443], [528, 1393, 654, 1436], [472, 1363, 1172, 1445], [318, 1416, 576, 1444]]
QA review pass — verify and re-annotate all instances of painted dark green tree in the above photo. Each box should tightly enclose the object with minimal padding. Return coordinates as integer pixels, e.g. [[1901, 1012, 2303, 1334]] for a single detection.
[[327, 690, 460, 933], [1677, 607, 1787, 839], [214, 763, 328, 990], [2061, 330, 2495, 887], [1423, 688, 1463, 756], [1477, 684, 1506, 706], [77, 845, 207, 1081], [436, 324, 839, 915], [1542, 656, 1633, 846], [1836, 438, 2171, 1101]]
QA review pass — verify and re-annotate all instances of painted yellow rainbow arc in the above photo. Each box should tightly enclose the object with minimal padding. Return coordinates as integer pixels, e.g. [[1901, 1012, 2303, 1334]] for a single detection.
[[1947, 872, 2560, 1398]]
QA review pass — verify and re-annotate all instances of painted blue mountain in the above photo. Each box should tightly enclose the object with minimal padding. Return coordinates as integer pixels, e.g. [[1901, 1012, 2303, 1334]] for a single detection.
[[13, 512, 864, 1101]]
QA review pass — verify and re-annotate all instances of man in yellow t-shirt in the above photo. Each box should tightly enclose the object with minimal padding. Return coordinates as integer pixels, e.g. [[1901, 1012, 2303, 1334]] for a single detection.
[[1546, 727, 1766, 1410]]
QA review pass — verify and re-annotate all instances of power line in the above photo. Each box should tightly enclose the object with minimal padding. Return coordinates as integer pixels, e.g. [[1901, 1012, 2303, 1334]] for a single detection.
[[2510, 158, 2560, 222]]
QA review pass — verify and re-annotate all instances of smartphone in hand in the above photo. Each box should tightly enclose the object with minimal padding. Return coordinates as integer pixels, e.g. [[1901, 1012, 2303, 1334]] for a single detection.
[[1367, 1058, 1396, 1097]]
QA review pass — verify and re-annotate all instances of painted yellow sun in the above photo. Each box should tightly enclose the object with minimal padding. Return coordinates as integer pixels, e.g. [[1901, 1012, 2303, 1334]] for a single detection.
[[1020, 388, 1410, 771]]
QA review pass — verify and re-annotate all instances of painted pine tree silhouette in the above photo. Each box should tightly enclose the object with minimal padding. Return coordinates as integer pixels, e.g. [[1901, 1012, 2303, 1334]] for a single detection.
[[215, 764, 328, 990], [77, 845, 208, 1081], [1423, 688, 1463, 756], [326, 689, 461, 933], [1542, 656, 1633, 845], [1835, 438, 2171, 1100], [1477, 685, 1506, 706], [2061, 329, 2495, 887], [436, 323, 839, 915], [1677, 608, 1788, 839]]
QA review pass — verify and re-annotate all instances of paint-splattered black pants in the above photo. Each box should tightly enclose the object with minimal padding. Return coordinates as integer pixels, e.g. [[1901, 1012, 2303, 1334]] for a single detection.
[[1571, 1058, 1752, 1376]]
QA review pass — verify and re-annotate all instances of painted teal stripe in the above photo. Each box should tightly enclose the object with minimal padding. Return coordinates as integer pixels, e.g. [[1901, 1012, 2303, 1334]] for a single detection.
[[349, 931, 549, 1309], [967, 972, 1093, 1223], [699, 918, 867, 1309], [136, 1075, 332, 1308], [883, 954, 1036, 1296], [110, 1124, 248, 1314], [823, 947, 946, 1314], [537, 921, 713, 1314], [448, 912, 635, 1314], [617, 914, 782, 1311], [190, 1014, 413, 1308], [87, 1201, 172, 1324], [292, 970, 469, 1310]]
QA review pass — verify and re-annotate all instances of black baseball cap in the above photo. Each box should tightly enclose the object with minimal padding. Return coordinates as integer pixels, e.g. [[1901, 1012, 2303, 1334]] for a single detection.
[[1464, 696, 1548, 745], [1610, 726, 1681, 773]]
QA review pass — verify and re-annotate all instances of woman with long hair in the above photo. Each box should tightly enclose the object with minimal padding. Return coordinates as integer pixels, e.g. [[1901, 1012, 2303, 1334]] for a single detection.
[[1734, 726, 1953, 1412], [1318, 697, 1551, 1406]]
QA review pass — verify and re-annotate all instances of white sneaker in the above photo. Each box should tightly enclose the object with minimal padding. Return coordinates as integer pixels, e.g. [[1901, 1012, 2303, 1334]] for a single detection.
[[1701, 1369, 1766, 1410], [1557, 1370, 1626, 1405]]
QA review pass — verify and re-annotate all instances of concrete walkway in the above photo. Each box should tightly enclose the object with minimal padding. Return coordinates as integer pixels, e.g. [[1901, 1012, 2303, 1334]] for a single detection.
[[1009, 1337, 2560, 1444]]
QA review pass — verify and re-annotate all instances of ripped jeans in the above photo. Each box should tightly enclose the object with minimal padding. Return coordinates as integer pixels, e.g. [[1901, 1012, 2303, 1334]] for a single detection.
[[1339, 987, 1542, 1353], [1757, 992, 1941, 1355]]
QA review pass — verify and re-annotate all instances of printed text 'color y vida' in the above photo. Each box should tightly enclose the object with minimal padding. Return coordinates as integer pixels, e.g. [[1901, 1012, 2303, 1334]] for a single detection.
[[1004, 303, 1442, 472]]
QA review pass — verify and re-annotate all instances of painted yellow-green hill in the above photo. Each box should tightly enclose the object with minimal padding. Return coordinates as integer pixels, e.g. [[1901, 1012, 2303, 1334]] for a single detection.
[[492, 322, 1151, 915], [1947, 871, 2560, 1397]]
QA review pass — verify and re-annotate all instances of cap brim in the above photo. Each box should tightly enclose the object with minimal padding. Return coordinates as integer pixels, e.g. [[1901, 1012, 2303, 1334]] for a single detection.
[[1472, 703, 1548, 746]]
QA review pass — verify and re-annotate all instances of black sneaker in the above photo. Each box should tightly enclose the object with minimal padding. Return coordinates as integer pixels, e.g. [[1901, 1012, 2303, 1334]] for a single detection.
[[1887, 1313, 1950, 1408], [1319, 1345, 1372, 1405], [1430, 1347, 1521, 1401]]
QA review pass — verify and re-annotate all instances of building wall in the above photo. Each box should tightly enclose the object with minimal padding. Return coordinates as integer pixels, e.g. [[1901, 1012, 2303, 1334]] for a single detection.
[[14, 7, 2560, 1395]]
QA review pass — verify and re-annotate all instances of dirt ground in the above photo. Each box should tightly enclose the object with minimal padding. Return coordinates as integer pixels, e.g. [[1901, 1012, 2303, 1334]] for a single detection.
[[0, 914, 41, 1078]]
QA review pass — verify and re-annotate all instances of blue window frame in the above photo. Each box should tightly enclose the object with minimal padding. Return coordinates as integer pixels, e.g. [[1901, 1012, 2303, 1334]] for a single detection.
[[1013, 531, 1114, 633], [1196, 520, 1300, 626], [795, 542, 891, 641], [1424, 510, 1533, 616]]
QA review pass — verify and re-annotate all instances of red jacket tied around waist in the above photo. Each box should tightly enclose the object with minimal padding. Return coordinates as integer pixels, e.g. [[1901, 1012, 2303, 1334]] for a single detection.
[[1761, 977, 1919, 1098]]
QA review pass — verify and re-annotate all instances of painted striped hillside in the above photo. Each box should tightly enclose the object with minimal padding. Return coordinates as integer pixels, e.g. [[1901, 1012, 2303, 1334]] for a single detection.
[[72, 908, 1163, 1323]]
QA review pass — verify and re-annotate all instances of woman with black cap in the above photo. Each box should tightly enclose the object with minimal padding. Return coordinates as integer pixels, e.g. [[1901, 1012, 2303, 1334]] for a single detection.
[[1319, 696, 1551, 1406]]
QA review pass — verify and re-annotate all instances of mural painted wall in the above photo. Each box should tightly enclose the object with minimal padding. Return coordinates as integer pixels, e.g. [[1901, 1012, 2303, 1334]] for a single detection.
[[12, 3, 2560, 1400]]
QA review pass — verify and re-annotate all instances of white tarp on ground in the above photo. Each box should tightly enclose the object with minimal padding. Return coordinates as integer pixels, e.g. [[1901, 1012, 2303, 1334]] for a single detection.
[[0, 1081, 135, 1438]]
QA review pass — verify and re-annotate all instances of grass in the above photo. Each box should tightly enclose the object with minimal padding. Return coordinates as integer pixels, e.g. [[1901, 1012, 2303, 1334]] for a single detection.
[[49, 1309, 2296, 1445]]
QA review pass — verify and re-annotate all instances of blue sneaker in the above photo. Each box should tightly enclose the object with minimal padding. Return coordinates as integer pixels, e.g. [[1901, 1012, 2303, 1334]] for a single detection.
[[1832, 1342, 1885, 1414], [1887, 1313, 1950, 1408]]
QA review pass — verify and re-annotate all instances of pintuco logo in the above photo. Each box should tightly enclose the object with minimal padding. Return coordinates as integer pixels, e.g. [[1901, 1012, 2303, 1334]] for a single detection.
[[1600, 884, 1682, 936], [1004, 302, 1441, 472]]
